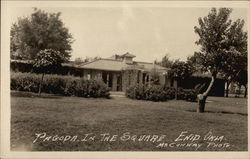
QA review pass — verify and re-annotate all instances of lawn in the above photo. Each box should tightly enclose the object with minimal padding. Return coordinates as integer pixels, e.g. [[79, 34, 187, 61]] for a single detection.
[[11, 91, 248, 151]]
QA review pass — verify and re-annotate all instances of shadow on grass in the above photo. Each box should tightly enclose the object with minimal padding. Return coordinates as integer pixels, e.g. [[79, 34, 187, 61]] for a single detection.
[[11, 91, 111, 99], [11, 91, 63, 99], [186, 109, 248, 116]]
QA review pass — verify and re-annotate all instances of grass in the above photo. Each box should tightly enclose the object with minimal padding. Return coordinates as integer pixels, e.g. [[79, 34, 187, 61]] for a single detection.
[[11, 91, 247, 151]]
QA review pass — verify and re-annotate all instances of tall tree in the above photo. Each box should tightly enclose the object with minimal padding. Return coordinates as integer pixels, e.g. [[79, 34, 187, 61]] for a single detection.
[[194, 8, 247, 112], [159, 53, 174, 68], [222, 48, 247, 97], [221, 18, 247, 97], [11, 8, 73, 62]]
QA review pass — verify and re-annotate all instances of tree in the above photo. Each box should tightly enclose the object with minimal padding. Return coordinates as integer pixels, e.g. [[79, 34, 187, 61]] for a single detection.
[[74, 57, 85, 65], [80, 56, 101, 63], [159, 53, 174, 68], [11, 8, 73, 62], [234, 68, 247, 98], [168, 60, 195, 80], [220, 18, 247, 97], [33, 49, 64, 94], [187, 53, 203, 73], [222, 48, 247, 97], [168, 60, 195, 99], [194, 8, 247, 112]]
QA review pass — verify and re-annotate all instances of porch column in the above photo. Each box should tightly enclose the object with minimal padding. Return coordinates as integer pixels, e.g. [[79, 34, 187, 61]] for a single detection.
[[139, 71, 143, 84], [148, 74, 152, 85], [83, 70, 87, 80], [107, 73, 109, 85], [98, 71, 102, 80], [112, 73, 117, 91], [122, 72, 126, 92]]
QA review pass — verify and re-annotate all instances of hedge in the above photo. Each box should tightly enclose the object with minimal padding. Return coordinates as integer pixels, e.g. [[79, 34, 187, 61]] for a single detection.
[[10, 60, 84, 77], [11, 72, 110, 98], [126, 83, 197, 102]]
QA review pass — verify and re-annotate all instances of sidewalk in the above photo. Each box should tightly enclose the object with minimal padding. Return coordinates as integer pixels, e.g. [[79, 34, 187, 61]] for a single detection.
[[110, 91, 125, 98]]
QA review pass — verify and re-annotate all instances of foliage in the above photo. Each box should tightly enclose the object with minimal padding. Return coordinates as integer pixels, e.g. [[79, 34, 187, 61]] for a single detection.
[[168, 60, 195, 80], [74, 57, 85, 65], [64, 79, 110, 98], [235, 70, 247, 88], [193, 8, 247, 112], [11, 72, 110, 98], [159, 53, 174, 68], [221, 47, 247, 96], [33, 49, 64, 73], [10, 8, 73, 61], [187, 54, 201, 72], [73, 56, 101, 65], [84, 56, 101, 63], [11, 72, 41, 92], [33, 49, 65, 94], [194, 8, 247, 77], [126, 83, 197, 102]]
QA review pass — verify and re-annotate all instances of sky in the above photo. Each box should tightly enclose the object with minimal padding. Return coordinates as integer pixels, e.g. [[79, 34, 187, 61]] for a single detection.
[[10, 6, 248, 62]]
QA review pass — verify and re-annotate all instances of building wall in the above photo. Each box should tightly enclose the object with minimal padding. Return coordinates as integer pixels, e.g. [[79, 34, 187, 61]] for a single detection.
[[83, 69, 225, 97], [176, 76, 225, 97], [165, 78, 172, 87], [159, 75, 166, 85]]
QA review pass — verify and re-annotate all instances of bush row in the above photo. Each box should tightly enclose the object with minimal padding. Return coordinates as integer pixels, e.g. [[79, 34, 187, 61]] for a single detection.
[[11, 72, 110, 98], [11, 60, 84, 76], [125, 84, 197, 102]]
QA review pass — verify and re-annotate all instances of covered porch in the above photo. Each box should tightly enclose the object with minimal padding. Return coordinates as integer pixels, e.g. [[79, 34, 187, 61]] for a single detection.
[[82, 69, 122, 91]]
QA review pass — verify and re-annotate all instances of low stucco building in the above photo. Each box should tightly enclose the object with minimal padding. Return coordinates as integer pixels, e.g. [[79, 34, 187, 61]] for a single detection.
[[78, 52, 169, 91], [10, 55, 225, 96]]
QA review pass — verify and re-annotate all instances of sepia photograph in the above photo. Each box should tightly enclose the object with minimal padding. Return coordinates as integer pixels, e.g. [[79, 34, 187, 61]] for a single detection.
[[1, 0, 249, 158]]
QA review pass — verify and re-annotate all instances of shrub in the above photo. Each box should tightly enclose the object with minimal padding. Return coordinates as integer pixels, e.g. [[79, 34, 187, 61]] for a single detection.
[[11, 72, 40, 92], [126, 83, 197, 102], [177, 88, 197, 102], [64, 78, 81, 96], [163, 87, 176, 100], [11, 72, 110, 98]]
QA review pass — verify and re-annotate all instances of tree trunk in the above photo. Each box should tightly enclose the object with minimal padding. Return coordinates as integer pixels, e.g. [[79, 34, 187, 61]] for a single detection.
[[244, 85, 247, 98], [225, 81, 230, 97], [197, 95, 207, 113], [175, 80, 178, 100], [197, 75, 215, 113], [38, 73, 44, 95], [238, 85, 241, 97]]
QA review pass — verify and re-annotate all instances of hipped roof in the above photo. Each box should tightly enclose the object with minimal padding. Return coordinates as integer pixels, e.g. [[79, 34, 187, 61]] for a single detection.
[[78, 58, 168, 72]]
